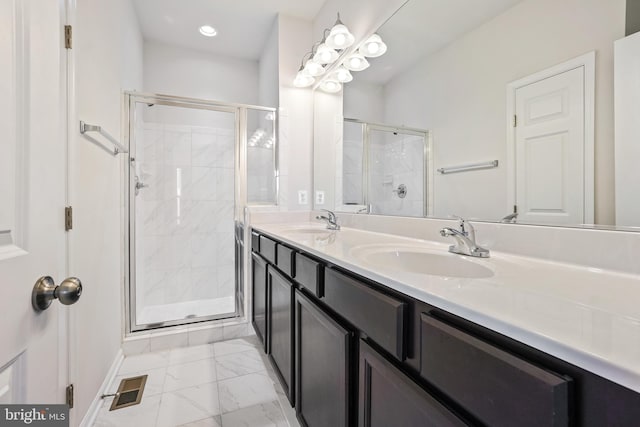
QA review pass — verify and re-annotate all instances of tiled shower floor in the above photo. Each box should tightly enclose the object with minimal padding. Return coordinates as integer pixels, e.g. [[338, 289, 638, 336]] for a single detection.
[[93, 336, 299, 427]]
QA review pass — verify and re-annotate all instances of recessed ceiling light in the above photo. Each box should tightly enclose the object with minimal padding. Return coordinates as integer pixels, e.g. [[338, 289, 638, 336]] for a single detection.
[[199, 25, 217, 37]]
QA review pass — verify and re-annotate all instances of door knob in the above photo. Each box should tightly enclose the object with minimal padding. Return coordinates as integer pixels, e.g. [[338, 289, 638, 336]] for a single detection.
[[32, 276, 83, 312]]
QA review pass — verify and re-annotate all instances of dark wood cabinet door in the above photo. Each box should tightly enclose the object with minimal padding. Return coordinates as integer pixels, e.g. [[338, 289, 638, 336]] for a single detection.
[[295, 289, 353, 427], [268, 266, 294, 404], [251, 252, 268, 353], [359, 340, 467, 427], [420, 313, 570, 427]]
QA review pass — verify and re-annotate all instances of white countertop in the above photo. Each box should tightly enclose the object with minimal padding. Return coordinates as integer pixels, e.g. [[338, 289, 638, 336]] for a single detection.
[[253, 222, 640, 394]]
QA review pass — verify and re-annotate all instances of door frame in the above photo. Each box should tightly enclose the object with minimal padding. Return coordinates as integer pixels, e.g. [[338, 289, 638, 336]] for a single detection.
[[505, 51, 595, 224], [123, 92, 277, 334], [341, 118, 433, 216]]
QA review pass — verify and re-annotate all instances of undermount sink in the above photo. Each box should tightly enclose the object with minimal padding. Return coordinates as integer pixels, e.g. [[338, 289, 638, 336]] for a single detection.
[[350, 244, 494, 279]]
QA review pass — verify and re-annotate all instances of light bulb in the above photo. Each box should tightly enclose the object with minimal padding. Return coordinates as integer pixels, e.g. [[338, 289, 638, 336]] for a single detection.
[[199, 25, 217, 37], [320, 80, 342, 93], [331, 65, 353, 83], [344, 53, 370, 71], [334, 33, 346, 47], [303, 60, 325, 77], [358, 34, 387, 58], [293, 71, 315, 88], [367, 42, 380, 54]]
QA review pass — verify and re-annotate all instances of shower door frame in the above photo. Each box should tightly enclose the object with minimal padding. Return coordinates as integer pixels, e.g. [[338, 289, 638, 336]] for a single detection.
[[123, 92, 278, 334], [343, 118, 433, 216]]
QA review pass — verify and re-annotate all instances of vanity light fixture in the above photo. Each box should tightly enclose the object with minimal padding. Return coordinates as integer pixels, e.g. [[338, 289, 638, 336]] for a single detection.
[[199, 25, 217, 37], [358, 34, 387, 57], [325, 14, 355, 49], [293, 14, 384, 93], [344, 53, 370, 72]]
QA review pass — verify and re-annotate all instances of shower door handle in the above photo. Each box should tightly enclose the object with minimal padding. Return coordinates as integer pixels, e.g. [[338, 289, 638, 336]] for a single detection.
[[32, 276, 83, 312], [134, 176, 148, 196]]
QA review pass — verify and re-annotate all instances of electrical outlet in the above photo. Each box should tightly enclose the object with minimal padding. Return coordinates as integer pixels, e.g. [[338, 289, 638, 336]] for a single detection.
[[298, 190, 308, 205], [315, 191, 325, 205]]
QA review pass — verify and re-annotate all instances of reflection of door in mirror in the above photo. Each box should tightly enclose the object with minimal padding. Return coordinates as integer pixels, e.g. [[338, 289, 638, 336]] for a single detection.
[[507, 53, 594, 226], [341, 119, 431, 217]]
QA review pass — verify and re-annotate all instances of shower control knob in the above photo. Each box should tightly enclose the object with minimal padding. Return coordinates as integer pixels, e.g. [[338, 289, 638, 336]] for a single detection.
[[32, 276, 83, 312]]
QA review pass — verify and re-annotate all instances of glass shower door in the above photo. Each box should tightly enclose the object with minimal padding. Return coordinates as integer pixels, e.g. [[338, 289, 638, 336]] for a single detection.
[[367, 125, 428, 217], [129, 98, 238, 330]]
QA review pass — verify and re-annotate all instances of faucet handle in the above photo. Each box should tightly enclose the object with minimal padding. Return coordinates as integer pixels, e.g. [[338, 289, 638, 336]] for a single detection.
[[450, 215, 468, 235], [321, 209, 336, 222]]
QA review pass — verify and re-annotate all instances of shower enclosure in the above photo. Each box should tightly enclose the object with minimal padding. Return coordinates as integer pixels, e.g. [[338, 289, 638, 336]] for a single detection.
[[125, 93, 276, 332], [342, 119, 431, 217]]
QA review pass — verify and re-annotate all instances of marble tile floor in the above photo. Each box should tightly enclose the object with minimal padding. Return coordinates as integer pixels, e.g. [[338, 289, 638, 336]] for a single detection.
[[93, 336, 299, 427]]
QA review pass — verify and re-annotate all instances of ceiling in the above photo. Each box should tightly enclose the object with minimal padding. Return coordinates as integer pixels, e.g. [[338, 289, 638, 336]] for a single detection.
[[355, 0, 525, 84], [132, 0, 326, 60]]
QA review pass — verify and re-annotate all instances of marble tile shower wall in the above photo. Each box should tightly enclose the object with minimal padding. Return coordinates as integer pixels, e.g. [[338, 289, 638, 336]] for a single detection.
[[136, 123, 235, 311], [369, 134, 425, 217]]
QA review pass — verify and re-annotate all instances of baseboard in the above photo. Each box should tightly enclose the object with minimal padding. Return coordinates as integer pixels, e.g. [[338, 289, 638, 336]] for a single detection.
[[78, 348, 124, 427]]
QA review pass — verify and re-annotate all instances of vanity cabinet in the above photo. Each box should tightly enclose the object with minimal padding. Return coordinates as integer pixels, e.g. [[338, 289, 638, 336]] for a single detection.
[[267, 265, 294, 404], [295, 289, 353, 427], [359, 340, 467, 427], [251, 252, 268, 352], [250, 229, 640, 427]]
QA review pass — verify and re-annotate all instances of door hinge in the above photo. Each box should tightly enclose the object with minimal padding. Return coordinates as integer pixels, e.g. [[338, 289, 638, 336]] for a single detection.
[[513, 205, 518, 214], [65, 206, 73, 231], [513, 115, 518, 127], [64, 25, 72, 49], [66, 384, 74, 408]]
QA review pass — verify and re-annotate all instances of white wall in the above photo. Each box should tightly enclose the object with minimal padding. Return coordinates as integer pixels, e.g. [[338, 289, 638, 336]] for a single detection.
[[259, 19, 279, 109], [344, 80, 384, 123], [72, 0, 143, 422], [143, 41, 259, 105], [383, 0, 625, 223], [277, 15, 315, 211]]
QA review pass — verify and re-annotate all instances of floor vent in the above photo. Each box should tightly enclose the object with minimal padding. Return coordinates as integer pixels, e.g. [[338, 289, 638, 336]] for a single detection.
[[109, 375, 148, 411]]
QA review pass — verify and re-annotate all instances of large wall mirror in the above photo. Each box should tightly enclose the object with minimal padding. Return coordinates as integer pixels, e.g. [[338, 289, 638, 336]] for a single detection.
[[313, 0, 638, 229]]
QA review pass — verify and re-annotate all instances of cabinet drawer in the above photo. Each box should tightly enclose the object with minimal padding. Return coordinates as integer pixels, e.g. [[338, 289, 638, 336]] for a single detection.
[[324, 268, 407, 360], [251, 231, 260, 253], [259, 235, 277, 264], [276, 245, 295, 278], [359, 340, 467, 427], [420, 313, 570, 427], [294, 253, 322, 297]]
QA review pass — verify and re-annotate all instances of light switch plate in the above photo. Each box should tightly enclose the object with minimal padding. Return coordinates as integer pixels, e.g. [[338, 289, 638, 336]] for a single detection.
[[298, 190, 308, 205]]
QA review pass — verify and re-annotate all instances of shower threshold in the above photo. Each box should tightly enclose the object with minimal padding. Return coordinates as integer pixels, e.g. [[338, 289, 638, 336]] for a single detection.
[[137, 296, 235, 326]]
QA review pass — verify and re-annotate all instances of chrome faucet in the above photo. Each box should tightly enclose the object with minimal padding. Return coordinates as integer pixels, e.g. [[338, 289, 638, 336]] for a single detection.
[[316, 209, 340, 230], [440, 217, 489, 258]]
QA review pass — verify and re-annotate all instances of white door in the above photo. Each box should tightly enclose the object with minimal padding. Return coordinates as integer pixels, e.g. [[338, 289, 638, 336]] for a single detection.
[[513, 67, 585, 225], [0, 0, 70, 407]]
